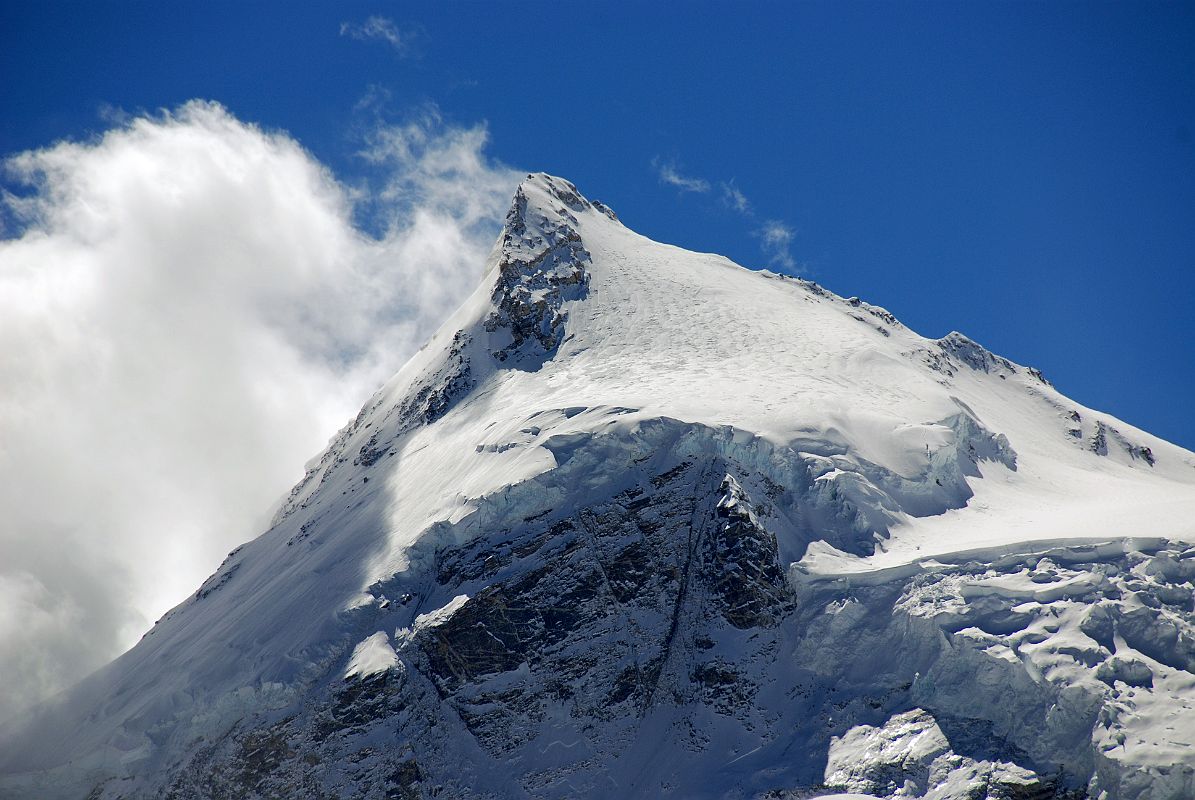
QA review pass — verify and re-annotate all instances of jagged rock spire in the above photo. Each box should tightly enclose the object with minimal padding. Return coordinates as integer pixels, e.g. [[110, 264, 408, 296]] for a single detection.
[[483, 174, 605, 367]]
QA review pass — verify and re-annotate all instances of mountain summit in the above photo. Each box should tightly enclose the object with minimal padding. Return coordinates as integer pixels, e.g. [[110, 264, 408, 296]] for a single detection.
[[3, 174, 1194, 799]]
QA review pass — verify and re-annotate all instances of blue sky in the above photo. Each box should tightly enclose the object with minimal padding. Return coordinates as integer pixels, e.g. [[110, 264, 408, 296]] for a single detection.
[[3, 0, 1194, 449]]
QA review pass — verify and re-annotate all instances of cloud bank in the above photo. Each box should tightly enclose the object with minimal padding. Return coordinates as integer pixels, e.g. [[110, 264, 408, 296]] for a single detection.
[[0, 101, 520, 721]]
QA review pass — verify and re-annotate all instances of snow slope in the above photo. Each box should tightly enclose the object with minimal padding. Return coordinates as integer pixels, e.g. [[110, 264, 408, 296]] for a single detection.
[[1, 174, 1193, 799]]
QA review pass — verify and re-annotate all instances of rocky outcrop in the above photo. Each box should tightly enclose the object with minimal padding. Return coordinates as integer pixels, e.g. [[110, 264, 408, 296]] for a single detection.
[[707, 474, 792, 629], [823, 708, 1052, 800], [485, 175, 591, 367]]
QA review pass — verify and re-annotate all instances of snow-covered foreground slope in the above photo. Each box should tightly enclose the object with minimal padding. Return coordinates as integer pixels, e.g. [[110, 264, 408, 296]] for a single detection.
[[2, 175, 1193, 800]]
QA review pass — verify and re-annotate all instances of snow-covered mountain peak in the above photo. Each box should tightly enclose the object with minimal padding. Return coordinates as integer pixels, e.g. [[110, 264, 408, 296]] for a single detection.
[[2, 174, 1194, 800], [507, 172, 619, 225], [490, 173, 616, 269], [481, 174, 598, 367]]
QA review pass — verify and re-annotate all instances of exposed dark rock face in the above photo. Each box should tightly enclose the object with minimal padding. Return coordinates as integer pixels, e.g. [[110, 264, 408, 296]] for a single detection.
[[937, 332, 1020, 377], [1090, 420, 1156, 466], [416, 458, 795, 744], [707, 474, 793, 629], [485, 177, 591, 367], [154, 455, 807, 797]]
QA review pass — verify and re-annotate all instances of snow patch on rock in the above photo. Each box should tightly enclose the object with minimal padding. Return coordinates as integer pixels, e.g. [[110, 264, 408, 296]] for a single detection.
[[344, 631, 399, 679], [825, 708, 1042, 799]]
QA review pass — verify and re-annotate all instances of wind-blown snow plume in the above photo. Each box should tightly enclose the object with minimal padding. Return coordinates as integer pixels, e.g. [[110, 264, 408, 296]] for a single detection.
[[0, 101, 520, 722]]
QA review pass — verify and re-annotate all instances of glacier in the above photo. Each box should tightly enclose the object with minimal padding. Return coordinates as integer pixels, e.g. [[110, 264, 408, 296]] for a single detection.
[[1, 174, 1193, 799]]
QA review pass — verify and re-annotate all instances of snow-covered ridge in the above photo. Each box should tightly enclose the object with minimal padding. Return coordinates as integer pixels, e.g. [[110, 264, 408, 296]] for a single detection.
[[1, 173, 1193, 799]]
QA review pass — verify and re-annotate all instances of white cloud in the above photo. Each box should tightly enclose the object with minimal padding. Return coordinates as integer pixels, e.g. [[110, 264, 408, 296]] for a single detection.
[[652, 161, 799, 273], [653, 158, 710, 193], [720, 181, 751, 214], [759, 219, 797, 271], [0, 101, 520, 721], [340, 16, 420, 57]]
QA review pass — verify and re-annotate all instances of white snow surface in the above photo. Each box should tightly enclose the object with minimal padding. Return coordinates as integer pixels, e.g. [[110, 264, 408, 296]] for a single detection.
[[1, 173, 1193, 799], [394, 593, 470, 648], [824, 708, 1039, 798], [343, 631, 400, 679]]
